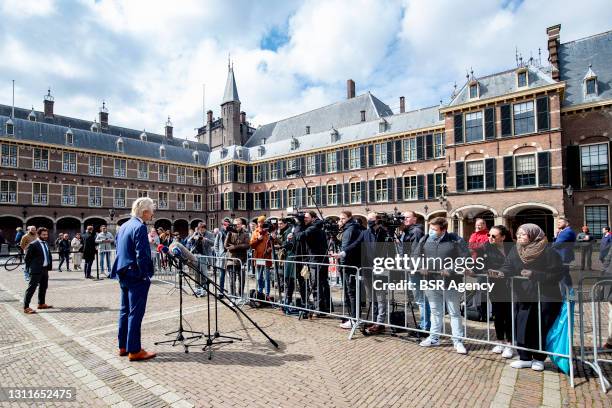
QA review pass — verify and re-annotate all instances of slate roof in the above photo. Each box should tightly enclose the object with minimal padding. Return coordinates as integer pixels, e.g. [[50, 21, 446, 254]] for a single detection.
[[244, 92, 394, 147], [559, 30, 612, 106], [222, 67, 240, 104]]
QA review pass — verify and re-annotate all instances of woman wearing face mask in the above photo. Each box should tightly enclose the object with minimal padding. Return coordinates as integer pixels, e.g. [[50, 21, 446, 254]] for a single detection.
[[476, 225, 514, 358], [492, 223, 563, 371]]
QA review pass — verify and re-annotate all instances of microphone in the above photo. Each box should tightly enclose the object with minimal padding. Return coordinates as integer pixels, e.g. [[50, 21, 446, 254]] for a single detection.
[[286, 169, 301, 177], [169, 241, 198, 266], [156, 244, 165, 253]]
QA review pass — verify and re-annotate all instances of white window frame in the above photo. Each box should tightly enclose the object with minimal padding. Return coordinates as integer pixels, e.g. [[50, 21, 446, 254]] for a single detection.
[[158, 164, 169, 182], [238, 192, 246, 210], [326, 152, 337, 173], [177, 193, 186, 210], [0, 180, 17, 203], [1, 144, 18, 168], [579, 142, 610, 189], [306, 155, 316, 176], [114, 158, 127, 178], [61, 184, 77, 206], [269, 162, 279, 180], [114, 188, 126, 208], [514, 153, 538, 188], [464, 111, 484, 142], [254, 193, 262, 210], [33, 148, 49, 171], [270, 190, 279, 209], [208, 193, 216, 211], [62, 152, 77, 173], [512, 101, 535, 136], [237, 165, 246, 183], [465, 160, 485, 192], [375, 179, 388, 202], [193, 169, 203, 185], [193, 194, 202, 211], [177, 167, 186, 184], [288, 188, 296, 208], [307, 187, 316, 207], [434, 133, 445, 158], [434, 172, 447, 198], [403, 175, 417, 201], [374, 143, 388, 166], [88, 186, 102, 207], [223, 164, 231, 183], [326, 184, 338, 206], [403, 138, 416, 163], [349, 181, 361, 204], [223, 192, 232, 210], [89, 155, 103, 176], [349, 147, 361, 170], [158, 191, 169, 209], [253, 165, 261, 182]]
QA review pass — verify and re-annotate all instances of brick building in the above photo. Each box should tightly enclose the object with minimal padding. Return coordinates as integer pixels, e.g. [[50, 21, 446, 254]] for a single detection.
[[0, 24, 610, 243]]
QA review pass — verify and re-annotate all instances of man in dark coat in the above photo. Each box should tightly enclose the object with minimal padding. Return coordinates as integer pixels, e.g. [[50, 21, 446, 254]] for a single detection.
[[23, 227, 53, 314], [82, 225, 97, 279]]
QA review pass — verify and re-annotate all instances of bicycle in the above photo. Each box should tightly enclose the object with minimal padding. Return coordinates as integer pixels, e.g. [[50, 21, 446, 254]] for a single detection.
[[4, 253, 23, 271]]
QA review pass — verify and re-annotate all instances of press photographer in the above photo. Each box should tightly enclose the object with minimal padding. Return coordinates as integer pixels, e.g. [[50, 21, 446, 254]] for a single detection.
[[249, 216, 273, 299]]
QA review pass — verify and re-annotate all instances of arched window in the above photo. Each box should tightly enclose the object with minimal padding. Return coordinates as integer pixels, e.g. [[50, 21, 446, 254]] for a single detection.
[[182, 140, 190, 149], [65, 128, 73, 145]]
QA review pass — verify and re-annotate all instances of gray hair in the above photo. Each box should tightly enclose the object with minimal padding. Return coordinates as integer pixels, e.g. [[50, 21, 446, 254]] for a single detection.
[[131, 197, 156, 218]]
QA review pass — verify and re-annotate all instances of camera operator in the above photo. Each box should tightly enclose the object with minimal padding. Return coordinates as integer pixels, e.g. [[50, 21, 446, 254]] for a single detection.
[[249, 216, 273, 298], [224, 218, 250, 297], [331, 210, 363, 328], [398, 211, 430, 332], [292, 210, 330, 314], [286, 214, 308, 307]]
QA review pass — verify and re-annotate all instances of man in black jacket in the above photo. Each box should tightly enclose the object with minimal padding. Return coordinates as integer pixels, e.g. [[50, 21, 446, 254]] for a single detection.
[[82, 225, 97, 279], [23, 227, 53, 314], [57, 233, 71, 272], [293, 211, 330, 313], [332, 210, 363, 328]]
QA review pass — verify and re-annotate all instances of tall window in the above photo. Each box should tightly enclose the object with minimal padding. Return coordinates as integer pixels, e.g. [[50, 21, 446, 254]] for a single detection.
[[466, 161, 485, 191], [222, 165, 231, 183], [33, 148, 49, 170], [1, 144, 18, 167], [515, 154, 536, 187], [32, 183, 48, 205], [224, 192, 232, 210], [435, 172, 447, 197], [193, 169, 203, 185], [177, 167, 186, 184], [375, 179, 388, 202], [208, 193, 216, 211], [114, 189, 126, 208], [469, 84, 478, 99], [62, 185, 76, 206], [158, 192, 169, 209], [349, 181, 361, 204], [0, 180, 17, 203], [253, 165, 261, 182], [89, 156, 103, 176], [254, 193, 262, 210], [306, 155, 316, 175], [517, 71, 527, 87], [269, 162, 279, 180], [177, 193, 186, 210], [88, 186, 102, 207], [465, 111, 483, 142], [403, 176, 417, 200], [349, 147, 360, 169], [238, 192, 246, 210], [374, 143, 387, 166], [237, 165, 246, 183], [586, 78, 597, 95], [137, 162, 148, 179], [326, 152, 337, 173], [434, 133, 445, 158], [193, 194, 202, 211], [288, 188, 296, 207], [62, 152, 77, 173], [307, 187, 316, 207], [403, 138, 416, 162], [513, 101, 535, 135], [327, 184, 338, 206], [581, 144, 609, 188], [114, 159, 126, 178], [287, 159, 297, 177], [158, 164, 169, 182], [585, 205, 609, 239], [270, 190, 279, 209]]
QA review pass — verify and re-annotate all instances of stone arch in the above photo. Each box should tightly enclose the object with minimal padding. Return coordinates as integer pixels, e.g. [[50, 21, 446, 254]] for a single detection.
[[26, 216, 54, 230], [56, 216, 81, 236], [0, 216, 24, 244], [154, 218, 172, 231], [173, 218, 189, 237], [83, 217, 107, 233], [190, 218, 204, 229], [503, 203, 557, 240]]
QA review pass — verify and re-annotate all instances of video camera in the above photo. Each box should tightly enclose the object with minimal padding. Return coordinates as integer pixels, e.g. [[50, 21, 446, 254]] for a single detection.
[[262, 219, 277, 233], [377, 211, 405, 236]]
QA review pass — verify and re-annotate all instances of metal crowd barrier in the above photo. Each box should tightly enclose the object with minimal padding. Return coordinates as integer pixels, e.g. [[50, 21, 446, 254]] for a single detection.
[[583, 278, 612, 392]]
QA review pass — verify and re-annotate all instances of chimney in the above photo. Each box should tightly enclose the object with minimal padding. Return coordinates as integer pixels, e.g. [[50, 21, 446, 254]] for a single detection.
[[43, 89, 54, 118], [207, 110, 213, 124], [240, 111, 246, 124], [347, 79, 355, 99], [99, 101, 109, 130], [165, 116, 173, 139], [546, 24, 561, 81], [399, 96, 405, 113]]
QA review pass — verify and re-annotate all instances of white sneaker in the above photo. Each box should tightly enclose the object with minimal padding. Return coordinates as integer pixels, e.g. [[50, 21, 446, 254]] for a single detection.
[[419, 337, 440, 347], [455, 342, 467, 355], [531, 360, 544, 371], [492, 345, 504, 354], [502, 347, 514, 359], [340, 320, 353, 329], [510, 360, 533, 369]]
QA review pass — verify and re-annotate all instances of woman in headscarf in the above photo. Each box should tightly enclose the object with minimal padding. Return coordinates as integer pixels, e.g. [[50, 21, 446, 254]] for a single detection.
[[493, 223, 563, 371]]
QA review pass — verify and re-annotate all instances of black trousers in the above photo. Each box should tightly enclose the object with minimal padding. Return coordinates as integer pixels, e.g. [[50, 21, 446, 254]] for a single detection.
[[342, 267, 357, 319], [310, 264, 330, 313], [285, 274, 307, 305], [58, 252, 70, 271], [492, 301, 513, 342], [516, 301, 561, 361], [24, 269, 49, 308]]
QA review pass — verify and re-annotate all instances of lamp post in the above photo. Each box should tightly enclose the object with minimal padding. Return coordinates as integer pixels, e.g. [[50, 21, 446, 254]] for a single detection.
[[108, 208, 116, 233], [565, 185, 574, 205]]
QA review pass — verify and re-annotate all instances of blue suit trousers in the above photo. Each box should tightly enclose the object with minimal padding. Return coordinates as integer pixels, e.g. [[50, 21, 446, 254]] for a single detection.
[[118, 279, 151, 353]]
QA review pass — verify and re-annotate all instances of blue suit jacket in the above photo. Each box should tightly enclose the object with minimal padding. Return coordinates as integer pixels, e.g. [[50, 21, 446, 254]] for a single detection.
[[110, 217, 154, 281], [552, 227, 576, 263]]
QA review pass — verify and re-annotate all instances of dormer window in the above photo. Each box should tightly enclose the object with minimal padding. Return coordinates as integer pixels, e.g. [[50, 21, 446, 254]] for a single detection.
[[378, 118, 387, 133], [193, 151, 200, 163], [516, 69, 528, 88], [116, 138, 124, 153], [258, 145, 265, 156], [290, 137, 299, 150], [140, 131, 147, 141], [5, 118, 14, 135], [182, 140, 190, 149], [360, 110, 366, 122], [28, 108, 36, 122], [469, 83, 479, 99], [584, 65, 598, 97], [159, 145, 166, 159], [90, 120, 99, 133], [65, 128, 74, 145], [220, 147, 228, 158], [330, 128, 340, 142], [237, 147, 244, 159], [305, 126, 310, 135]]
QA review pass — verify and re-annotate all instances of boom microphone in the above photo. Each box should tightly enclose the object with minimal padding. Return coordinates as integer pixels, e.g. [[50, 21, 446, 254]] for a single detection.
[[169, 241, 198, 266]]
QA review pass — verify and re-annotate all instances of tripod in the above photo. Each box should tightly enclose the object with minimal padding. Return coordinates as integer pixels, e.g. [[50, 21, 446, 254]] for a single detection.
[[154, 260, 205, 353], [206, 259, 242, 354]]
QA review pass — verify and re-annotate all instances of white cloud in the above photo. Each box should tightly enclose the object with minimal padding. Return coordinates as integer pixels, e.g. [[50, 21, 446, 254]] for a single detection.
[[0, 0, 55, 18]]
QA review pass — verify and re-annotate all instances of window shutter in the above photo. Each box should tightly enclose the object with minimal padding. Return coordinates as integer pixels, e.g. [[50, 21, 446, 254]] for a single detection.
[[503, 156, 514, 188], [427, 174, 434, 199], [536, 96, 550, 131], [231, 192, 237, 210], [425, 134, 433, 159], [231, 165, 238, 183], [485, 158, 496, 190], [321, 185, 327, 206], [416, 136, 424, 161], [314, 186, 321, 207], [220, 193, 225, 210], [246, 192, 253, 210], [395, 141, 402, 163], [501, 105, 512, 137], [343, 149, 349, 171], [537, 152, 550, 186], [454, 114, 463, 144], [367, 145, 374, 167], [315, 154, 321, 175], [387, 141, 394, 164], [360, 146, 366, 168], [484, 107, 495, 140], [279, 160, 286, 179], [417, 175, 425, 200], [220, 166, 225, 184], [300, 157, 306, 173], [387, 178, 394, 202], [368, 180, 375, 203], [343, 183, 349, 205], [320, 153, 327, 174], [565, 145, 580, 189], [360, 181, 366, 203], [396, 177, 404, 201], [455, 162, 465, 192], [246, 165, 253, 183], [282, 190, 287, 208], [263, 191, 269, 209], [300, 187, 307, 207]]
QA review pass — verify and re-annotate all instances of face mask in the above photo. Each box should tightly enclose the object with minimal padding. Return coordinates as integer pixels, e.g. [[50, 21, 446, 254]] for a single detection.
[[428, 229, 439, 238], [367, 220, 376, 229]]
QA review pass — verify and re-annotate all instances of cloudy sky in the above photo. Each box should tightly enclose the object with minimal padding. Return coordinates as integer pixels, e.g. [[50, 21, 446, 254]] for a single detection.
[[1, 0, 611, 140]]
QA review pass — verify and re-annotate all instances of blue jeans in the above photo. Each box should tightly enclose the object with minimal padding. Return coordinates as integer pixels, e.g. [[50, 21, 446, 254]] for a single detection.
[[256, 265, 271, 296], [118, 279, 151, 353], [410, 273, 431, 330], [24, 266, 30, 281], [99, 251, 111, 273], [425, 286, 464, 345]]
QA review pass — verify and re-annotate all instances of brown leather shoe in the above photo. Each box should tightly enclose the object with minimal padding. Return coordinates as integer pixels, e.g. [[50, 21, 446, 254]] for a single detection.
[[24, 307, 36, 314], [366, 324, 385, 335], [128, 350, 156, 361], [118, 348, 128, 357], [37, 304, 53, 310]]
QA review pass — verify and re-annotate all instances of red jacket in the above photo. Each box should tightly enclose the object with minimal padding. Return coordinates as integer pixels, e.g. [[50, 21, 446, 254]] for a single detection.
[[469, 229, 489, 259]]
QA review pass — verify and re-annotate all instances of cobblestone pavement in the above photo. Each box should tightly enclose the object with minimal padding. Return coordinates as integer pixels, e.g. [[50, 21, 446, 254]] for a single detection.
[[1, 267, 612, 408]]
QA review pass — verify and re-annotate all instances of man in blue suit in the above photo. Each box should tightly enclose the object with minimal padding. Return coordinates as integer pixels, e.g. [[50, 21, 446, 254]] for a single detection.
[[552, 217, 576, 290], [110, 197, 156, 361]]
